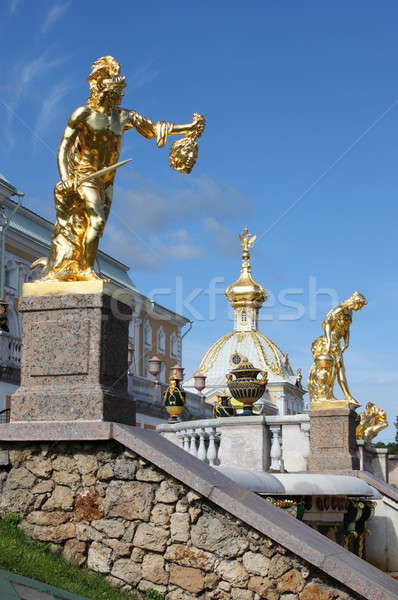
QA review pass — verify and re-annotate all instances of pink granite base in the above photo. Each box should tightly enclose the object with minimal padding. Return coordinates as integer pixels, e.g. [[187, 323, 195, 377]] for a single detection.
[[10, 292, 135, 426], [308, 408, 360, 471]]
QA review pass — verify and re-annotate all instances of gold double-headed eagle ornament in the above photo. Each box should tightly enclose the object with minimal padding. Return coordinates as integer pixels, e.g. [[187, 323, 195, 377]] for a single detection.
[[31, 56, 205, 282]]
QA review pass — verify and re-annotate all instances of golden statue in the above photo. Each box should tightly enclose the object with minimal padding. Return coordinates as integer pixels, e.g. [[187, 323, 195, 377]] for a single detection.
[[356, 402, 388, 443], [239, 227, 256, 253], [308, 291, 367, 410], [31, 56, 205, 282]]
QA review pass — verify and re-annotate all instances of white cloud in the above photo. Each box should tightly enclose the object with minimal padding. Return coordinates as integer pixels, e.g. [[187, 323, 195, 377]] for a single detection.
[[9, 0, 20, 15], [101, 174, 248, 270], [16, 54, 62, 100], [102, 224, 160, 271], [1, 52, 65, 149], [153, 229, 203, 261], [33, 79, 71, 145], [203, 217, 239, 256], [128, 59, 159, 90], [42, 2, 70, 33], [102, 224, 202, 271], [113, 174, 248, 233]]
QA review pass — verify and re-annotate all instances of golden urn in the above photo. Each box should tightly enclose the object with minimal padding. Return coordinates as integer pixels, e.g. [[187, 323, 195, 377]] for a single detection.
[[163, 375, 186, 423], [226, 357, 267, 416]]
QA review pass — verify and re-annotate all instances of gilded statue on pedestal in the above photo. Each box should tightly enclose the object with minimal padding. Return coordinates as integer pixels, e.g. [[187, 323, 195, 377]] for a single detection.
[[356, 402, 388, 443], [308, 291, 367, 410], [31, 56, 205, 282]]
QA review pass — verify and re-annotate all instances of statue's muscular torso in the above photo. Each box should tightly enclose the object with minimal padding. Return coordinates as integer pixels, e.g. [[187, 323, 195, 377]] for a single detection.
[[62, 106, 155, 185], [323, 307, 352, 347]]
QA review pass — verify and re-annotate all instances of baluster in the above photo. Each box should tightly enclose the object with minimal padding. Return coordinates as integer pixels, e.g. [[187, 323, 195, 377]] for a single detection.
[[206, 427, 218, 466], [182, 429, 190, 452], [300, 422, 310, 471], [269, 425, 282, 471], [197, 428, 207, 462], [188, 429, 198, 457]]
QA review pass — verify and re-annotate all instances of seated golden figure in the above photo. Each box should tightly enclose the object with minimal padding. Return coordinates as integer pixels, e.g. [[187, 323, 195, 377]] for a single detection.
[[308, 291, 367, 410], [31, 56, 205, 282], [357, 402, 388, 443]]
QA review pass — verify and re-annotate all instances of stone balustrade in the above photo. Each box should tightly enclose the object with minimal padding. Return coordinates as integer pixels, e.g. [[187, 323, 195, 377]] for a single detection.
[[157, 414, 311, 473], [0, 331, 21, 367], [177, 425, 220, 466]]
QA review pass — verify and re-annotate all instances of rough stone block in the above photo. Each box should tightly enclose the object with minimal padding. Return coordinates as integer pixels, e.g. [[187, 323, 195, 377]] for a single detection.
[[10, 291, 135, 425], [169, 564, 205, 594], [308, 409, 360, 471]]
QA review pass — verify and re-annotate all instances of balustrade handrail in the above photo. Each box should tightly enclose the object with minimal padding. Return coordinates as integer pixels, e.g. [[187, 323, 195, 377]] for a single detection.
[[156, 413, 309, 433], [157, 413, 311, 473], [0, 331, 21, 366]]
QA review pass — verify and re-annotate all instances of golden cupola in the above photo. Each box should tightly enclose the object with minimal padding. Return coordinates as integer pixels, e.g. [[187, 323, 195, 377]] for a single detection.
[[184, 226, 304, 415], [225, 227, 267, 313]]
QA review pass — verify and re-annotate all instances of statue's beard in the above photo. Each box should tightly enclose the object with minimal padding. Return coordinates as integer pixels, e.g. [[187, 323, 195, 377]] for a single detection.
[[88, 88, 123, 111], [102, 91, 121, 109]]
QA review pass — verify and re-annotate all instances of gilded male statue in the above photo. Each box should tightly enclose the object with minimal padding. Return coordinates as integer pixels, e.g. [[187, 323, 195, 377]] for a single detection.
[[308, 291, 367, 408], [32, 56, 205, 282]]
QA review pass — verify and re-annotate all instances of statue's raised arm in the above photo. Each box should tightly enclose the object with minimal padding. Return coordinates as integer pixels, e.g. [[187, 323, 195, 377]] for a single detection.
[[122, 109, 205, 174], [31, 56, 206, 282]]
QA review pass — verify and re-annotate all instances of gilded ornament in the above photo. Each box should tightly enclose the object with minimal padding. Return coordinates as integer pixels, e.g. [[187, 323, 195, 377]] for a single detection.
[[31, 56, 205, 282], [163, 376, 186, 423], [308, 291, 367, 410], [295, 368, 303, 388], [356, 402, 388, 443], [213, 394, 235, 418], [225, 227, 267, 309], [226, 356, 268, 416]]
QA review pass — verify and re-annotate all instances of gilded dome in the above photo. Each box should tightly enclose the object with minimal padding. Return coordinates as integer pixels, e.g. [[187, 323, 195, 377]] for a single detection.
[[225, 227, 267, 309], [184, 227, 305, 414], [183, 329, 297, 402]]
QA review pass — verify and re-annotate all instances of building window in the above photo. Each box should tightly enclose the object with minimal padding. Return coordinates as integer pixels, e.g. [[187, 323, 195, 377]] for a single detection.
[[4, 261, 17, 290], [143, 355, 149, 378], [157, 326, 166, 354], [143, 319, 152, 349], [241, 310, 247, 322], [170, 332, 179, 359], [159, 361, 166, 383]]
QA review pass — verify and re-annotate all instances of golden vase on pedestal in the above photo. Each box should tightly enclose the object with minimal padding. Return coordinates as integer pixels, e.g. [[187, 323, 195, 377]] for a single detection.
[[226, 358, 267, 416], [163, 376, 186, 423]]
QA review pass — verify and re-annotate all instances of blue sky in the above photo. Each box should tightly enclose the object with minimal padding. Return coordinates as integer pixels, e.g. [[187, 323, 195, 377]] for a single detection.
[[0, 0, 397, 440]]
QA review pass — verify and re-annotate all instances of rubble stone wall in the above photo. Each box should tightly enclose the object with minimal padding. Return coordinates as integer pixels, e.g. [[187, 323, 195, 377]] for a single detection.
[[0, 440, 363, 600]]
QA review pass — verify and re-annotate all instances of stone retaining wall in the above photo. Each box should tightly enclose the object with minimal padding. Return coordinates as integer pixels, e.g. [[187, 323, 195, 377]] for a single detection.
[[0, 440, 363, 600]]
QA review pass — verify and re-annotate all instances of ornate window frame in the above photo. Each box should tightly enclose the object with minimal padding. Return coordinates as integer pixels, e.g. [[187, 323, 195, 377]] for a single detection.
[[157, 326, 166, 354]]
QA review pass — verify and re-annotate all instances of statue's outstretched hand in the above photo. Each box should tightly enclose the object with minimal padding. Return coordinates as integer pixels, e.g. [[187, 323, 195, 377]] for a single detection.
[[155, 121, 172, 148]]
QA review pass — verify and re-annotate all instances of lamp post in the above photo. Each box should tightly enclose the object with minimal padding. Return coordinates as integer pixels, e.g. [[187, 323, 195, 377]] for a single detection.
[[0, 190, 24, 332]]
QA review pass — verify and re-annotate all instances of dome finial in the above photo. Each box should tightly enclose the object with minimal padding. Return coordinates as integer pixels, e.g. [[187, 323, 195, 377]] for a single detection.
[[225, 227, 267, 310], [239, 226, 256, 271]]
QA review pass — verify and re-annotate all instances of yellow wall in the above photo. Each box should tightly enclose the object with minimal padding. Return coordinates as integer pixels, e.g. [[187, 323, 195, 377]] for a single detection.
[[138, 309, 180, 381]]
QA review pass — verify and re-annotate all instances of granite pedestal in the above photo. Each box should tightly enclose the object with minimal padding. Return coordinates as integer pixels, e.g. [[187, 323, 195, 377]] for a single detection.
[[308, 408, 359, 471], [10, 282, 135, 425]]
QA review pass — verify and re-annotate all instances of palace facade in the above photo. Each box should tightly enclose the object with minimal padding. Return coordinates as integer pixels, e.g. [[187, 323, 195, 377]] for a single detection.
[[0, 175, 206, 427]]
